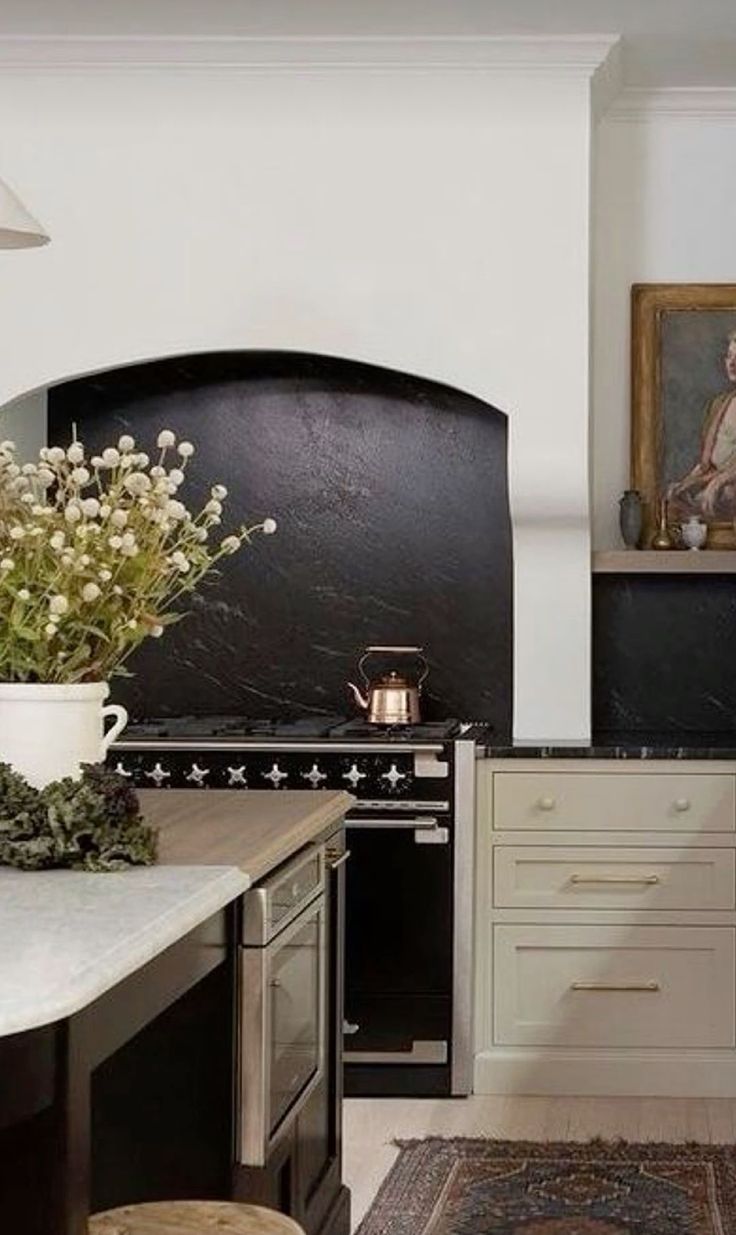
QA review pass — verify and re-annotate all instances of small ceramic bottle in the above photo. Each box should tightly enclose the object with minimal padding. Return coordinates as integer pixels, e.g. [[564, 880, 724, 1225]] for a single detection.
[[680, 515, 708, 550], [618, 489, 643, 549], [651, 496, 674, 550]]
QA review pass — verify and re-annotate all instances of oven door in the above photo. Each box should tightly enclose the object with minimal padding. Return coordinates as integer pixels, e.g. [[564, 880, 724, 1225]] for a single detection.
[[343, 814, 453, 1095], [239, 894, 326, 1166]]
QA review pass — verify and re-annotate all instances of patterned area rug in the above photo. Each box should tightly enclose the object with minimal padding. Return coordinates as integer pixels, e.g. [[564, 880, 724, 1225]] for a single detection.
[[356, 1138, 736, 1235]]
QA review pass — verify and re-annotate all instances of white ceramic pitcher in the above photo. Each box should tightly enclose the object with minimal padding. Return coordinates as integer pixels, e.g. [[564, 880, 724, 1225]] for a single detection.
[[0, 682, 128, 788]]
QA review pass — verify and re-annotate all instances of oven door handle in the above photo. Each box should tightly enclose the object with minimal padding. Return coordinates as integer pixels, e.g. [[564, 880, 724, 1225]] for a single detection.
[[347, 817, 449, 844], [348, 816, 438, 829]]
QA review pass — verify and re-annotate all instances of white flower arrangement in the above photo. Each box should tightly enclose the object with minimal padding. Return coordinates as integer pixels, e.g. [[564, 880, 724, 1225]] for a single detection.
[[0, 430, 276, 683]]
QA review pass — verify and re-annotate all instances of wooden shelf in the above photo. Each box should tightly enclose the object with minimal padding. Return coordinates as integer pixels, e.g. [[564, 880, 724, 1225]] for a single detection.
[[593, 550, 736, 574]]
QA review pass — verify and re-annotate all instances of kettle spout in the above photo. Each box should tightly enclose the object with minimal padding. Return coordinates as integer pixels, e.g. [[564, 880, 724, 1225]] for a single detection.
[[347, 682, 369, 711]]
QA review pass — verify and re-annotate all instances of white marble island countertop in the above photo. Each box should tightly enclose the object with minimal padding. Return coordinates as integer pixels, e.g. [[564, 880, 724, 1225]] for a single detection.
[[0, 788, 351, 1039]]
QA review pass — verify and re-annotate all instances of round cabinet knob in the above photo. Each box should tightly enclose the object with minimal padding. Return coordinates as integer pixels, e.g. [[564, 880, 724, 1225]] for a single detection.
[[263, 762, 288, 788], [185, 763, 210, 786], [674, 798, 691, 812], [227, 765, 248, 786], [145, 762, 171, 787], [302, 763, 327, 788], [537, 796, 556, 811]]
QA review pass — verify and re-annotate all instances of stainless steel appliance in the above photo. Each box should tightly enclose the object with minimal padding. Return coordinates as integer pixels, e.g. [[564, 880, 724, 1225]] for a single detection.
[[240, 836, 343, 1166], [112, 715, 487, 1098]]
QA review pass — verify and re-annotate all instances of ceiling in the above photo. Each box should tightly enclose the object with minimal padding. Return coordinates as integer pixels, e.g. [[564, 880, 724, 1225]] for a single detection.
[[1, 0, 736, 87]]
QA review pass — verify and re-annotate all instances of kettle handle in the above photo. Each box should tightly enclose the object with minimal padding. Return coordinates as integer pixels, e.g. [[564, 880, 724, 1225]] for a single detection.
[[359, 646, 429, 690]]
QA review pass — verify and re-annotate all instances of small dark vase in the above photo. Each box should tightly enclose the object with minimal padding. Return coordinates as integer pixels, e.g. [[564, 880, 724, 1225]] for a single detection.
[[618, 489, 643, 548]]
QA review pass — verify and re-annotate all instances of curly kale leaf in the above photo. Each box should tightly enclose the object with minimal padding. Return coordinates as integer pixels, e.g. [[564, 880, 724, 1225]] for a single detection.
[[0, 763, 157, 872]]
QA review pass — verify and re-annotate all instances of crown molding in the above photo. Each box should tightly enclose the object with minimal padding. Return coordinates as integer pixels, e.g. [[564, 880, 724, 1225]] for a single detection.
[[609, 87, 736, 122], [0, 33, 619, 75]]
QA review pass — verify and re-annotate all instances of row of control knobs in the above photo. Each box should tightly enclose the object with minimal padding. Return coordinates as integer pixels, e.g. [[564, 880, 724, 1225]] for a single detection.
[[116, 760, 408, 790]]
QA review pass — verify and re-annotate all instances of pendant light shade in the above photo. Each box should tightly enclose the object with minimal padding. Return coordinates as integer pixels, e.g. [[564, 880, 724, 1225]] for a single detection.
[[0, 177, 49, 249]]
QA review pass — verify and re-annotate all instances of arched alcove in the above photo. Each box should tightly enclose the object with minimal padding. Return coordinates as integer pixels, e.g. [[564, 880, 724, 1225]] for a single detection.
[[49, 350, 512, 734]]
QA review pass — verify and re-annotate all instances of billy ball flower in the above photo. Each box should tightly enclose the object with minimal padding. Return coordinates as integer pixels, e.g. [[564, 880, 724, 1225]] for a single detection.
[[67, 443, 85, 464], [0, 558, 14, 572], [177, 441, 195, 459], [220, 535, 241, 554], [81, 582, 101, 603], [124, 472, 151, 496], [49, 595, 69, 616], [262, 518, 277, 535], [157, 430, 176, 449]]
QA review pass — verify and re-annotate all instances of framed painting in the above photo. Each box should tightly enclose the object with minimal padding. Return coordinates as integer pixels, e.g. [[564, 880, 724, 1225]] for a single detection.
[[632, 283, 736, 548]]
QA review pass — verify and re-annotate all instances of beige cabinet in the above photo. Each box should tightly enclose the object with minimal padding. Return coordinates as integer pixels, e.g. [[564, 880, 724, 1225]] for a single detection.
[[494, 771, 735, 833], [475, 759, 736, 1098], [493, 845, 736, 910], [493, 924, 735, 1049]]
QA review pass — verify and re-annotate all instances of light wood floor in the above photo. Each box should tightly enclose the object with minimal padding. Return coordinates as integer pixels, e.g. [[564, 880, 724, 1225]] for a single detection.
[[344, 1095, 736, 1229]]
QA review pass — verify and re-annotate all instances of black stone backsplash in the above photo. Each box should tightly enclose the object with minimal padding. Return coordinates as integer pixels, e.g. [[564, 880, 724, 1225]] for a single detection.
[[49, 352, 513, 734], [593, 573, 736, 735]]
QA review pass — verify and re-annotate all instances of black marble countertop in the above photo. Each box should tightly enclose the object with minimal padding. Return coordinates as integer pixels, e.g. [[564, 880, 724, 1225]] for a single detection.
[[483, 732, 736, 760]]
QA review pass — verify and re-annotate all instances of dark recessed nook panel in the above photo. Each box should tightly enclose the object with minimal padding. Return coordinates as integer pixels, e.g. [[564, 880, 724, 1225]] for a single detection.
[[49, 352, 512, 733], [593, 573, 736, 735]]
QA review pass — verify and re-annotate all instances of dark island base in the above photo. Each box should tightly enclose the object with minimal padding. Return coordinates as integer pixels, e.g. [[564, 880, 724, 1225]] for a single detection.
[[0, 910, 349, 1235]]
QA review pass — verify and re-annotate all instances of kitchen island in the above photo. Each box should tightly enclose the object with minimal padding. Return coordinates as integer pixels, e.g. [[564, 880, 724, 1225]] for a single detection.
[[0, 789, 351, 1235]]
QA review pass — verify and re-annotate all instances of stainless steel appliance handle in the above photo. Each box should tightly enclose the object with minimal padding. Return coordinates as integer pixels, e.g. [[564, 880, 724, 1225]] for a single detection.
[[347, 816, 438, 830], [328, 849, 351, 870]]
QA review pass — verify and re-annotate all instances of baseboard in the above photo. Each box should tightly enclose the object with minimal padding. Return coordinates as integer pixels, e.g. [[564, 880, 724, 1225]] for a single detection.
[[474, 1047, 736, 1098]]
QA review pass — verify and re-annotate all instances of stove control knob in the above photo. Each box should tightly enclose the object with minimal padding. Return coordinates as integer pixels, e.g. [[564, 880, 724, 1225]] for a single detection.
[[302, 763, 327, 789], [114, 761, 132, 779], [185, 762, 210, 786], [263, 762, 289, 788], [381, 762, 406, 790], [343, 763, 367, 790], [227, 765, 248, 787], [145, 762, 171, 787]]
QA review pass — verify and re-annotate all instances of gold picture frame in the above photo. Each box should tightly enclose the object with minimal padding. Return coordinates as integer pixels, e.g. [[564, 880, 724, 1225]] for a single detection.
[[632, 283, 736, 549]]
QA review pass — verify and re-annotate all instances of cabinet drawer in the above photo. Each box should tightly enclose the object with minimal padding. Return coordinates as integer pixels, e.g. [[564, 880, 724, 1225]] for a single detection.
[[493, 925, 735, 1048], [493, 772, 736, 833], [493, 846, 736, 910]]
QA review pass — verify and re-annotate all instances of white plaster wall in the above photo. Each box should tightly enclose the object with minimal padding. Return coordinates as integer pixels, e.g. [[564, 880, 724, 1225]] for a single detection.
[[0, 64, 594, 741], [592, 108, 736, 549]]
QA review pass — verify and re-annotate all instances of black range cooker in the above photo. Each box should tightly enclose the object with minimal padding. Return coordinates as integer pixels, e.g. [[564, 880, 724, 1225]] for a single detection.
[[111, 715, 488, 1097]]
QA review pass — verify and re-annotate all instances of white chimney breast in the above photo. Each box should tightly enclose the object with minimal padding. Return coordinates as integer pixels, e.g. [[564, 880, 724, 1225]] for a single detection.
[[0, 36, 618, 741]]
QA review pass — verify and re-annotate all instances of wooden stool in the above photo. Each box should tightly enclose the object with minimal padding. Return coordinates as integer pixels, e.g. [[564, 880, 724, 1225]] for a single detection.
[[89, 1201, 306, 1235]]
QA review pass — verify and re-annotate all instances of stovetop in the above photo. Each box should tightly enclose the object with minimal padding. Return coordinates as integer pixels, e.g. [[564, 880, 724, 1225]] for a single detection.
[[120, 714, 487, 744]]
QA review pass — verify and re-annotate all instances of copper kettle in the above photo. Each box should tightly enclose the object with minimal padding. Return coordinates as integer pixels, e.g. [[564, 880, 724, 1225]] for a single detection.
[[347, 646, 429, 725]]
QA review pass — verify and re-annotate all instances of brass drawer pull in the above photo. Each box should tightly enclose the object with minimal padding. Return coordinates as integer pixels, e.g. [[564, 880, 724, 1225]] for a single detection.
[[571, 980, 661, 993], [570, 874, 660, 886]]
